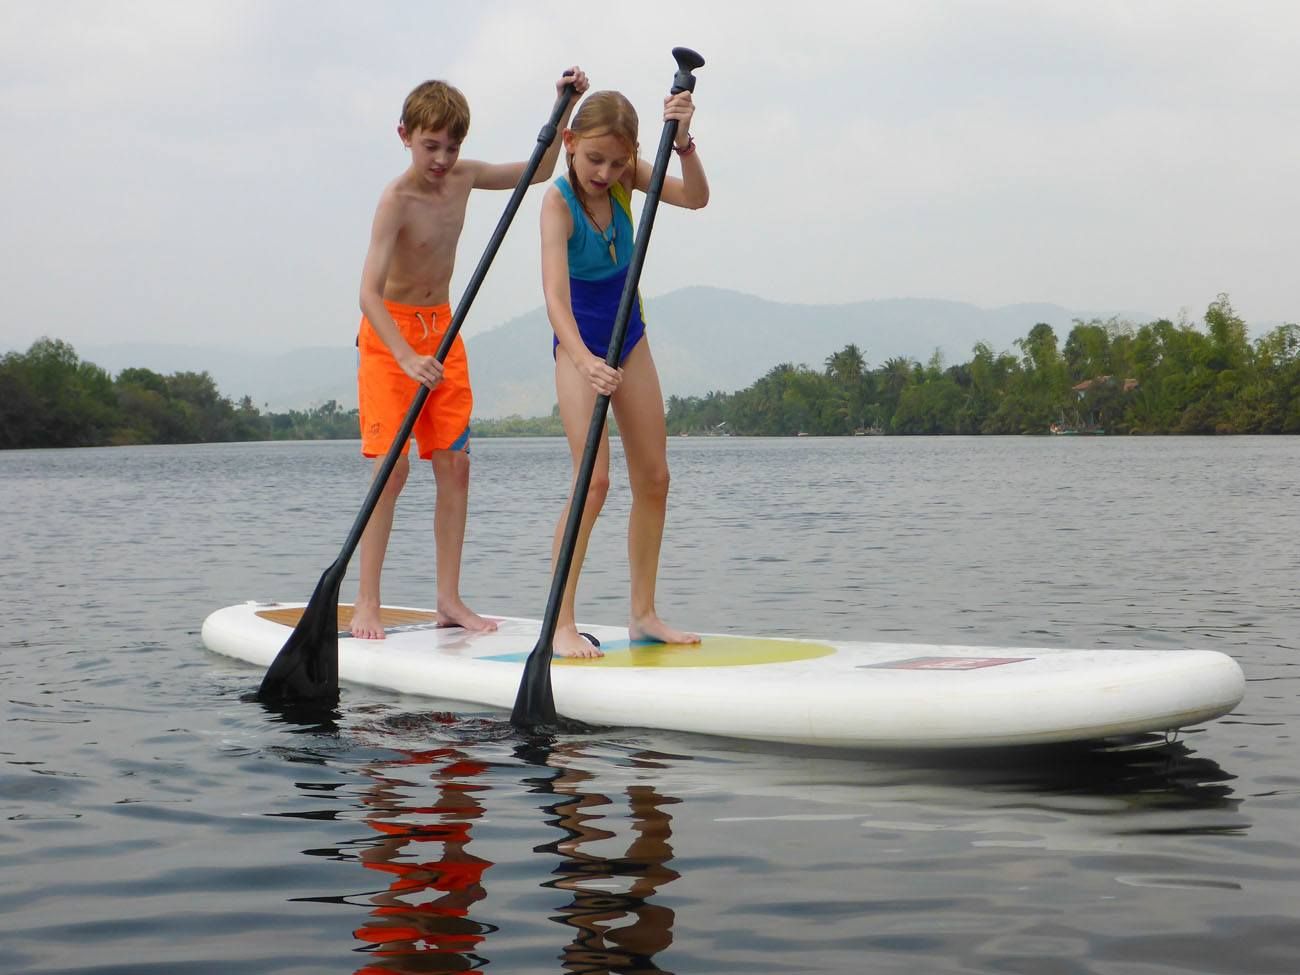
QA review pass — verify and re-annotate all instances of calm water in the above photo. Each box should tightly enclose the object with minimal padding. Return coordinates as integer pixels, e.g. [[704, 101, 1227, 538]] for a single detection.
[[2, 436, 1298, 975]]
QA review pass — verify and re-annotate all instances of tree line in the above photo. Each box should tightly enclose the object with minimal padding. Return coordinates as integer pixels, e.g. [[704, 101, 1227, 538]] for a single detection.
[[0, 338, 359, 449], [0, 337, 588, 448], [4, 295, 1298, 449], [665, 296, 1300, 436]]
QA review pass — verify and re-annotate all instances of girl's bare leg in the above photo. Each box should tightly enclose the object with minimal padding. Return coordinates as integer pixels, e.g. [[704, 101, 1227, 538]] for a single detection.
[[551, 353, 609, 658], [611, 340, 699, 645]]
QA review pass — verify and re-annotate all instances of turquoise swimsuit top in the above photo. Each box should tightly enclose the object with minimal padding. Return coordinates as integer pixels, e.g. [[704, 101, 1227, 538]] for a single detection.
[[555, 177, 634, 280], [551, 176, 647, 364]]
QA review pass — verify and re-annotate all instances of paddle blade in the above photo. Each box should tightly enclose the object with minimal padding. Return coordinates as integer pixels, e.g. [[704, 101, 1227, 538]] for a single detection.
[[511, 640, 557, 727], [255, 563, 342, 704]]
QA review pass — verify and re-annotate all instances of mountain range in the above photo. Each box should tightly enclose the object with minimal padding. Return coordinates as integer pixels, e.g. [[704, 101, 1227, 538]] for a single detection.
[[77, 287, 1122, 417]]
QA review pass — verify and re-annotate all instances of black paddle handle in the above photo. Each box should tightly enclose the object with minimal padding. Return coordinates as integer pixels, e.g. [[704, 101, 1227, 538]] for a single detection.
[[332, 78, 578, 570], [669, 46, 705, 97], [599, 47, 702, 372], [514, 49, 704, 725]]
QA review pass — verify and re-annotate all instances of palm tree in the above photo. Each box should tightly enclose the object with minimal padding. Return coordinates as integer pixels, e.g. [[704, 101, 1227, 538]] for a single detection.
[[824, 344, 866, 385]]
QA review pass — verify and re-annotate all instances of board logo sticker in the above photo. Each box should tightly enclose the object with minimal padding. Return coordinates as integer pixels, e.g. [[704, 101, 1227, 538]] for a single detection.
[[860, 656, 1033, 671]]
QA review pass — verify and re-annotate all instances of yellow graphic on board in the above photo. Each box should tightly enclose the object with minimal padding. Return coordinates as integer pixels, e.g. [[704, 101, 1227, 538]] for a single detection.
[[557, 635, 836, 668]]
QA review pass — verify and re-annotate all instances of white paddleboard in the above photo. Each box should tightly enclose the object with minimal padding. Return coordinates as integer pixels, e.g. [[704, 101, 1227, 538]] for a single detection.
[[202, 602, 1245, 750]]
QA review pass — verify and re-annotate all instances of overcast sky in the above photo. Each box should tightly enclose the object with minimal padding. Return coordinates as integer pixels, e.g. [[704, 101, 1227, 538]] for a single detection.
[[2, 1, 1297, 356]]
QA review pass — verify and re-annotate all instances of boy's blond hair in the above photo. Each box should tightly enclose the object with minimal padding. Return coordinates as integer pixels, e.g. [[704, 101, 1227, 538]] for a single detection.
[[401, 80, 471, 140]]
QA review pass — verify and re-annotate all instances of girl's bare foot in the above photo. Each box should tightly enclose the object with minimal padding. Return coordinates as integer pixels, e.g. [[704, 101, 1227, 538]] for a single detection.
[[555, 626, 604, 659], [630, 614, 700, 646], [350, 600, 385, 640], [436, 599, 499, 633]]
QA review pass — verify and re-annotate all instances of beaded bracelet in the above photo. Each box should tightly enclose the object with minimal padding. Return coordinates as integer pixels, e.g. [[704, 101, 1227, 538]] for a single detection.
[[672, 134, 696, 157]]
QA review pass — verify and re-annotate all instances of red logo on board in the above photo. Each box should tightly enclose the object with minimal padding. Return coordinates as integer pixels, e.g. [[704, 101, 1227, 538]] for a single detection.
[[860, 656, 1033, 671]]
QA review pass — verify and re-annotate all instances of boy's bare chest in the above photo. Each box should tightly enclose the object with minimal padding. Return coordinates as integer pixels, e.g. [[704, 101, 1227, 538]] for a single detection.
[[398, 200, 467, 257]]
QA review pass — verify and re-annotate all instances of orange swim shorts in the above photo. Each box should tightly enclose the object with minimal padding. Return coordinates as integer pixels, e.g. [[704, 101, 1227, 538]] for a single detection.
[[357, 301, 473, 459]]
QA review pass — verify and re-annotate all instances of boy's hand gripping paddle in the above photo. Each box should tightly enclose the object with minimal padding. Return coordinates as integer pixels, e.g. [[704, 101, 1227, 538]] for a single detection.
[[512, 48, 705, 730], [256, 77, 579, 705]]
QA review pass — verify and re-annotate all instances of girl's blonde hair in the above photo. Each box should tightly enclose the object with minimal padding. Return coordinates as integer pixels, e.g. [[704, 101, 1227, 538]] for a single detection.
[[566, 90, 639, 194]]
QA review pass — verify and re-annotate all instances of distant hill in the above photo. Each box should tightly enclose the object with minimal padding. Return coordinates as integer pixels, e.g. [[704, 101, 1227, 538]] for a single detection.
[[76, 288, 1125, 417], [470, 287, 1099, 417]]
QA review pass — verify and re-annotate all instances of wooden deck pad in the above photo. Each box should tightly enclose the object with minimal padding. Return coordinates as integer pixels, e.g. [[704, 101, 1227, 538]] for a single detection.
[[255, 605, 440, 628]]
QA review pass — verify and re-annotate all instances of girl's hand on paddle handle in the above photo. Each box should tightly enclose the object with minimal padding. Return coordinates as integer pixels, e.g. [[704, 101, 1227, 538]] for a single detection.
[[580, 354, 622, 396], [559, 66, 589, 97], [399, 351, 445, 391], [664, 91, 695, 144]]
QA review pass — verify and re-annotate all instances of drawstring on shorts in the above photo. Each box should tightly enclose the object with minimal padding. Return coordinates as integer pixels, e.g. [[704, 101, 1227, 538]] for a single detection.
[[413, 310, 447, 342]]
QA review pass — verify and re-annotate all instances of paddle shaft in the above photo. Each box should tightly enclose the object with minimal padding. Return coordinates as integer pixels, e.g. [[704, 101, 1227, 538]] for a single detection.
[[512, 48, 704, 727]]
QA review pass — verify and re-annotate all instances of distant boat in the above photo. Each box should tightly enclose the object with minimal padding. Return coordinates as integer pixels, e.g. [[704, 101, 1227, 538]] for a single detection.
[[1052, 376, 1135, 436]]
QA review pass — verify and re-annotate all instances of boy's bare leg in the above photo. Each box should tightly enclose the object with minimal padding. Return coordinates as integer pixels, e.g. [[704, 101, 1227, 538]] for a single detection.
[[613, 342, 699, 646], [551, 355, 609, 658], [430, 448, 497, 632], [353, 454, 411, 640]]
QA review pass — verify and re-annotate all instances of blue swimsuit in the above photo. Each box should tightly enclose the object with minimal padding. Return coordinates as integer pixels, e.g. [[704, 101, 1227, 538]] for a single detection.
[[553, 177, 646, 363]]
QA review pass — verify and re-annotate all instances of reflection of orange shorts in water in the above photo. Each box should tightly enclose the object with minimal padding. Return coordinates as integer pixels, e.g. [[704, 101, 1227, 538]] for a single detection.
[[358, 301, 472, 459]]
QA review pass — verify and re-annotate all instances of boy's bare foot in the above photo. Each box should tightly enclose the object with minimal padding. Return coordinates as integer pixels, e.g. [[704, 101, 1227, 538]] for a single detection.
[[554, 626, 604, 659], [436, 600, 499, 633], [350, 600, 385, 640], [630, 614, 700, 646]]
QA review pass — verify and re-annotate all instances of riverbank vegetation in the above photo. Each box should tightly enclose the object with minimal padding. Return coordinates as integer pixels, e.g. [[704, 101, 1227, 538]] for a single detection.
[[666, 295, 1300, 436], [0, 338, 357, 449], [3, 295, 1296, 448]]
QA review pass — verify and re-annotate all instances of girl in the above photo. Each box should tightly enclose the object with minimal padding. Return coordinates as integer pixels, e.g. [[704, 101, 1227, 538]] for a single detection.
[[539, 88, 710, 659]]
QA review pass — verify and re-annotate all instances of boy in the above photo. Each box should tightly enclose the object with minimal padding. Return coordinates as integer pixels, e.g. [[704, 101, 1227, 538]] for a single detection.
[[353, 68, 588, 639]]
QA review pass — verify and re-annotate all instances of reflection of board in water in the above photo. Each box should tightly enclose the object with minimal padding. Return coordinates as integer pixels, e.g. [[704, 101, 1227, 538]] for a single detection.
[[331, 732, 681, 973], [272, 712, 1242, 973], [205, 601, 1246, 749]]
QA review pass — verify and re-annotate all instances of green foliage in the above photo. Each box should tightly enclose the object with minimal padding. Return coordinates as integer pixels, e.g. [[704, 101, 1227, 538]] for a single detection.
[[0, 337, 356, 448], [664, 296, 1300, 437], [472, 412, 566, 436], [2, 339, 119, 448], [5, 294, 1299, 450], [259, 400, 361, 442]]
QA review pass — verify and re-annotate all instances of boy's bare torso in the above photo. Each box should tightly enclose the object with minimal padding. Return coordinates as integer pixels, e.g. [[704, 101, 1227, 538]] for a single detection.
[[381, 166, 479, 307]]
